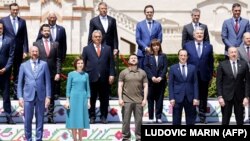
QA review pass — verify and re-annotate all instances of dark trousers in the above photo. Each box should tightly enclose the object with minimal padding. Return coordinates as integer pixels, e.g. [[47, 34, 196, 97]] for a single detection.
[[138, 56, 144, 70], [221, 95, 244, 125], [148, 80, 166, 119], [89, 80, 109, 119], [122, 102, 143, 141], [47, 78, 56, 118], [197, 72, 209, 119], [13, 54, 23, 98], [0, 71, 11, 114], [172, 97, 196, 125]]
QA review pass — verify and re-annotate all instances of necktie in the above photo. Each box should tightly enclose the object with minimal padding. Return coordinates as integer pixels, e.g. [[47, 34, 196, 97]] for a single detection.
[[33, 61, 37, 73], [12, 17, 16, 34], [232, 62, 237, 78], [182, 65, 186, 79], [148, 21, 152, 34], [195, 22, 199, 29], [96, 45, 101, 57], [51, 26, 55, 41], [247, 47, 250, 61], [0, 37, 2, 50], [197, 43, 201, 58], [235, 19, 239, 33], [44, 39, 50, 56]]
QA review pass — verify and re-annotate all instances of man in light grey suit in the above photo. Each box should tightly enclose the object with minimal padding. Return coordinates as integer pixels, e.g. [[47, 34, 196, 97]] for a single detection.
[[221, 3, 250, 56], [238, 32, 250, 123], [17, 46, 51, 141], [182, 8, 210, 48]]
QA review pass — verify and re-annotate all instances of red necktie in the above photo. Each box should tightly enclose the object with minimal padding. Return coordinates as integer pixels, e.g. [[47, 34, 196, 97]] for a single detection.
[[235, 19, 239, 33], [96, 45, 101, 57], [44, 39, 50, 56]]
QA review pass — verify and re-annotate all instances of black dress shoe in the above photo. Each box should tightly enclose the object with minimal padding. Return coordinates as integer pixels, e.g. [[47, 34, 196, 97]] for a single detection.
[[13, 96, 18, 100], [90, 118, 95, 124], [6, 116, 16, 124], [200, 118, 207, 124], [48, 117, 56, 124], [101, 117, 108, 124], [54, 95, 59, 100]]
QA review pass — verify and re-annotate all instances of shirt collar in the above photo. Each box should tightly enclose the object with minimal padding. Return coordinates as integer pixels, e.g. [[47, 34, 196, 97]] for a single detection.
[[99, 15, 108, 19], [30, 59, 38, 63], [179, 63, 187, 67], [42, 38, 50, 42], [195, 41, 203, 46]]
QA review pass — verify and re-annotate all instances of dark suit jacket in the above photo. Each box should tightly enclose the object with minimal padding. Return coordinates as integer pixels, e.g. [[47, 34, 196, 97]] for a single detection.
[[184, 41, 214, 81], [82, 43, 115, 82], [0, 16, 29, 56], [33, 39, 61, 78], [143, 53, 168, 83], [0, 36, 14, 72], [168, 64, 198, 103], [221, 17, 250, 51], [182, 22, 210, 48], [88, 16, 118, 51], [36, 24, 67, 61], [216, 60, 250, 101]]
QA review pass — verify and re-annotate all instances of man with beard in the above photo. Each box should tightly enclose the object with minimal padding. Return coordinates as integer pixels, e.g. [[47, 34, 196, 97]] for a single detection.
[[33, 24, 61, 124]]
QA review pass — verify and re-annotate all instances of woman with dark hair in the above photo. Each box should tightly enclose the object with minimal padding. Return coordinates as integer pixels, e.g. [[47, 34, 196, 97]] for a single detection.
[[144, 39, 168, 123], [65, 57, 90, 141]]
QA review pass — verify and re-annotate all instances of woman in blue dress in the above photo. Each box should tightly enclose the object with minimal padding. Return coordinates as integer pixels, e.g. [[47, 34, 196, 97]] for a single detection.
[[66, 57, 90, 141]]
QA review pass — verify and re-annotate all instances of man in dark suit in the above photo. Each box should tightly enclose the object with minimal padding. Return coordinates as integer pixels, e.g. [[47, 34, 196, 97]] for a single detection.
[[0, 21, 15, 124], [168, 49, 199, 125], [182, 8, 210, 48], [221, 3, 250, 57], [237, 32, 250, 123], [216, 47, 249, 125], [33, 24, 61, 124], [136, 5, 162, 69], [36, 11, 67, 99], [18, 46, 51, 141], [184, 27, 214, 124], [87, 2, 118, 102], [0, 3, 29, 100], [88, 2, 118, 56], [82, 30, 115, 124]]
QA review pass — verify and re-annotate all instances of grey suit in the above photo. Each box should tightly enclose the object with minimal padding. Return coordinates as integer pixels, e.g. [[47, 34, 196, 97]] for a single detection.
[[238, 43, 250, 69], [182, 22, 210, 47]]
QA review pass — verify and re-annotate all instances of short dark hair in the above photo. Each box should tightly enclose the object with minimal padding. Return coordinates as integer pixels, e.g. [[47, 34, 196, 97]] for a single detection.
[[73, 56, 84, 70], [9, 3, 19, 9], [150, 39, 162, 54], [144, 5, 154, 13], [40, 24, 50, 31], [128, 54, 137, 60], [232, 3, 241, 10], [178, 49, 188, 56]]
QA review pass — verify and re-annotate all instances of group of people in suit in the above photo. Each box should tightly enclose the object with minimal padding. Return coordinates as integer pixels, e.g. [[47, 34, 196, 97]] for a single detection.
[[1, 1, 250, 141]]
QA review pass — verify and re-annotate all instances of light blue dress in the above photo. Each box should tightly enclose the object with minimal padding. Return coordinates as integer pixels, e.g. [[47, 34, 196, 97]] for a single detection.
[[66, 71, 90, 129]]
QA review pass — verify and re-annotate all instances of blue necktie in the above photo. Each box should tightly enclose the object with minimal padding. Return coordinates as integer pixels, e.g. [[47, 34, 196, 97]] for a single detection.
[[197, 43, 201, 58], [182, 65, 186, 79]]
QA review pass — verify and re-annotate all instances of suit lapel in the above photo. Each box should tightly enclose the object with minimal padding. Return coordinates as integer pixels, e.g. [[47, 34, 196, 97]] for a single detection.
[[16, 17, 22, 34], [226, 60, 235, 78], [35, 60, 42, 78], [143, 20, 151, 36], [56, 25, 60, 41], [90, 44, 99, 58], [176, 64, 185, 81], [39, 40, 47, 57], [188, 23, 194, 36], [107, 16, 112, 33], [239, 46, 248, 62], [97, 17, 106, 33], [7, 16, 15, 35]]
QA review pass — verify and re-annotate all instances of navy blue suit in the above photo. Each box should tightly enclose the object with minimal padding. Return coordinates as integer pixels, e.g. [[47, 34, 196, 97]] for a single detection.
[[88, 16, 118, 51], [82, 43, 115, 119], [168, 64, 198, 125], [0, 36, 14, 115], [184, 41, 214, 120], [144, 53, 167, 120], [0, 16, 29, 98], [136, 20, 162, 69]]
